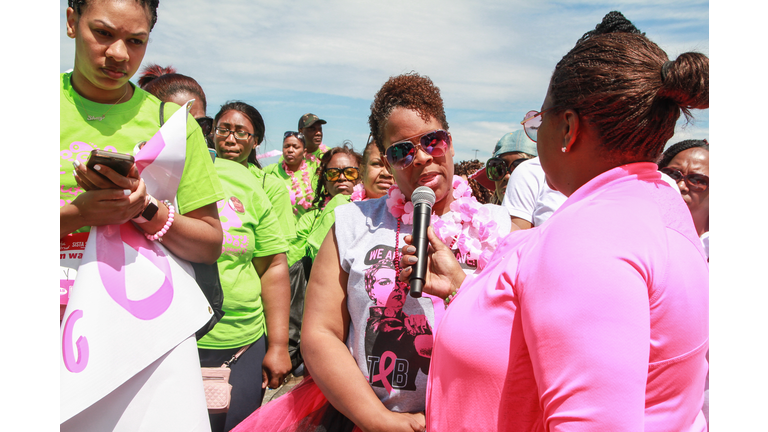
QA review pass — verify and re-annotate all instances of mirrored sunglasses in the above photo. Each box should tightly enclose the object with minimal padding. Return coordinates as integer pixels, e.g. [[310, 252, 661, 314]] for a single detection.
[[385, 129, 451, 169], [324, 166, 360, 182], [659, 167, 709, 191], [486, 157, 531, 181]]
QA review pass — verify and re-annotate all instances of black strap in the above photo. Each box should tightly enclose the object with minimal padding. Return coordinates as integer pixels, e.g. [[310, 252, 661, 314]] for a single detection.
[[159, 101, 166, 126]]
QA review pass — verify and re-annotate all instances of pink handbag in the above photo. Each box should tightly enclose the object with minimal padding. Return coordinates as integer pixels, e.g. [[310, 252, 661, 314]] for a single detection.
[[202, 344, 251, 414]]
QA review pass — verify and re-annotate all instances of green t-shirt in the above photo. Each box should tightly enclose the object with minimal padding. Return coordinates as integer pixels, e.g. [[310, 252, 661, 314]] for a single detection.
[[59, 72, 224, 229], [286, 206, 320, 266], [198, 159, 289, 349], [263, 159, 320, 222], [305, 193, 352, 260], [248, 164, 298, 242]]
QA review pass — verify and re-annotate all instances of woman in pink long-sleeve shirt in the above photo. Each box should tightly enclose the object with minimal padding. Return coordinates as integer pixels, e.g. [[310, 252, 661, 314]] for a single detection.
[[398, 11, 709, 431]]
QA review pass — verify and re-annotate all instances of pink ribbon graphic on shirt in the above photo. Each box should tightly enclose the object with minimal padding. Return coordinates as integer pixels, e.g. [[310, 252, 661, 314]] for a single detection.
[[95, 224, 173, 320], [62, 309, 89, 373], [372, 351, 397, 393]]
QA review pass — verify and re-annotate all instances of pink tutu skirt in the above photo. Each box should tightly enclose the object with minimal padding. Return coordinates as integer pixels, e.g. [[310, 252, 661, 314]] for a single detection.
[[231, 375, 361, 432]]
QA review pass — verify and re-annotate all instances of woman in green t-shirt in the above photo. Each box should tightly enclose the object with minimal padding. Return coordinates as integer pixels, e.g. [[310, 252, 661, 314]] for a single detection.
[[201, 101, 292, 432]]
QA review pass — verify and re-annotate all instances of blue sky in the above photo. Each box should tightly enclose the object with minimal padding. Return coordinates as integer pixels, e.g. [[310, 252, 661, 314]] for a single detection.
[[59, 0, 709, 167]]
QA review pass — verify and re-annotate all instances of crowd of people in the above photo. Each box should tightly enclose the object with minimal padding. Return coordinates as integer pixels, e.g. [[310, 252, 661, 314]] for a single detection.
[[59, 1, 709, 431]]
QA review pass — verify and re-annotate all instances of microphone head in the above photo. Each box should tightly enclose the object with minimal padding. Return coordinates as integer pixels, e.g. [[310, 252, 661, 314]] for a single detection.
[[411, 186, 436, 207]]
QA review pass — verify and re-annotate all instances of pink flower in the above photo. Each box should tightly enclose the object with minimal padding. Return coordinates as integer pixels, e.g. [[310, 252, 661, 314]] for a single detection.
[[351, 183, 366, 202], [401, 202, 415, 224], [386, 187, 407, 218], [452, 175, 472, 198]]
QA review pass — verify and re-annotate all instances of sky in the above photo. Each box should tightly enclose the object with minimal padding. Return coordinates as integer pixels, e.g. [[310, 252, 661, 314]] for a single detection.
[[31, 1, 768, 427], [59, 0, 709, 167]]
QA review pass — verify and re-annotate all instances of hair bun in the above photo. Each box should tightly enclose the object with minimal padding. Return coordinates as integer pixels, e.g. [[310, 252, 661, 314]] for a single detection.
[[657, 53, 709, 110], [137, 64, 177, 88]]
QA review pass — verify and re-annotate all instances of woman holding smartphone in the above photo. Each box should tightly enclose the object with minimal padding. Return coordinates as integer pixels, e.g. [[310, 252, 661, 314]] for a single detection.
[[60, 1, 224, 430], [60, 0, 223, 257]]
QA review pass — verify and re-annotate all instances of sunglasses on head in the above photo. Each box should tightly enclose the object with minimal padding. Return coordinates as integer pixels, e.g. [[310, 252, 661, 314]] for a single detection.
[[324, 166, 360, 182], [196, 116, 213, 136], [284, 131, 305, 141], [385, 129, 451, 169], [486, 156, 531, 181], [659, 167, 709, 191]]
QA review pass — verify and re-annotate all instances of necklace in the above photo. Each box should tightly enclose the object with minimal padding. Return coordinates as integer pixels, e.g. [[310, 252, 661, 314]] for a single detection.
[[283, 159, 314, 210], [386, 175, 502, 271], [75, 86, 129, 121], [350, 183, 366, 201]]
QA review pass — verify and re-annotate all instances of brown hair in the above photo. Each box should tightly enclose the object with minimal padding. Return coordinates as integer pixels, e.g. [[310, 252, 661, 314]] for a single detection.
[[550, 12, 708, 163], [369, 72, 449, 156], [138, 64, 208, 114]]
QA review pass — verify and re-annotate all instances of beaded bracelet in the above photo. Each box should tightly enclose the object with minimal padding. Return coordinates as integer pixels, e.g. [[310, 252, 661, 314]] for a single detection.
[[444, 287, 460, 308], [145, 200, 175, 242]]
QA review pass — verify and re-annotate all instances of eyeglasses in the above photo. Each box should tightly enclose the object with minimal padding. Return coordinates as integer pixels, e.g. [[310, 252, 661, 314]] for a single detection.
[[486, 157, 531, 181], [520, 106, 559, 142], [284, 131, 305, 141], [659, 167, 709, 191], [385, 129, 451, 169], [196, 116, 213, 136], [215, 127, 253, 141], [324, 166, 360, 182]]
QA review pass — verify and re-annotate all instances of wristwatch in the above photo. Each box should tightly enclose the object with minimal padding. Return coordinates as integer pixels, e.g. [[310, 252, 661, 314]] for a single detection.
[[133, 195, 159, 224]]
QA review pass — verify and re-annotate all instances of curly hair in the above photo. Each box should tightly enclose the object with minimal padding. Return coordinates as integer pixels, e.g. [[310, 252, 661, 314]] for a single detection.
[[138, 64, 208, 114], [550, 11, 708, 163], [311, 141, 362, 210], [657, 139, 709, 169], [213, 101, 266, 168], [369, 72, 449, 156], [68, 0, 159, 31]]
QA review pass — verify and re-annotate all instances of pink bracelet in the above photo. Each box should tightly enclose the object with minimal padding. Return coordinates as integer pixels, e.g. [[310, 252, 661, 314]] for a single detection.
[[145, 200, 175, 242]]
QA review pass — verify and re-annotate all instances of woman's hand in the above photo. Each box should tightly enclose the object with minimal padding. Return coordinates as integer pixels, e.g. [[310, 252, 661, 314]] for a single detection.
[[73, 160, 140, 192], [399, 226, 466, 300], [68, 180, 147, 228], [261, 345, 292, 390], [365, 411, 426, 432]]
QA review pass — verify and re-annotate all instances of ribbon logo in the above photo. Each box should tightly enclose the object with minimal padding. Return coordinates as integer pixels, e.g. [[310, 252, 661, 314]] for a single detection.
[[96, 224, 174, 320], [372, 351, 397, 393]]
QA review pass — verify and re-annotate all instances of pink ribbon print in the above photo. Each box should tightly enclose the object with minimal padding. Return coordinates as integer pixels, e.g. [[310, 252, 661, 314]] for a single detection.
[[372, 351, 398, 393], [62, 310, 89, 373]]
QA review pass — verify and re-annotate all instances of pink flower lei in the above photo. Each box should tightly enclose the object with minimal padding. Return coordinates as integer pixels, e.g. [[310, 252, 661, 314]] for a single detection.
[[306, 143, 329, 164], [283, 159, 315, 210], [350, 183, 366, 201], [385, 175, 501, 270]]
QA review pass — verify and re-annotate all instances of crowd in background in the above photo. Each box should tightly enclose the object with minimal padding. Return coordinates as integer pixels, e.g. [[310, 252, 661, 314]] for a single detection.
[[59, 1, 709, 431]]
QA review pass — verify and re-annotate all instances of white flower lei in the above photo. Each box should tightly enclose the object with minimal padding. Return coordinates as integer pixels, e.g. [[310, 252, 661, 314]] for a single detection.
[[385, 175, 501, 270]]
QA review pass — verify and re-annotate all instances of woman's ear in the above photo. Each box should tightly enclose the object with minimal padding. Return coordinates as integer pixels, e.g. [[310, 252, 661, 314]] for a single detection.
[[66, 7, 78, 39], [561, 109, 580, 153]]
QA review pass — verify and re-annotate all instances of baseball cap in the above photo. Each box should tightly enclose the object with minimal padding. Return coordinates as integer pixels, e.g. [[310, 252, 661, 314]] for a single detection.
[[492, 130, 537, 158], [470, 130, 538, 191], [298, 113, 327, 129]]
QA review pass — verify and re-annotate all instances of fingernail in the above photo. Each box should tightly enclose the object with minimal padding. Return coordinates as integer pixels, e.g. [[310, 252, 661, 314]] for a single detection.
[[94, 165, 101, 171], [72, 160, 81, 169], [124, 189, 131, 196], [408, 256, 418, 264], [406, 246, 416, 254]]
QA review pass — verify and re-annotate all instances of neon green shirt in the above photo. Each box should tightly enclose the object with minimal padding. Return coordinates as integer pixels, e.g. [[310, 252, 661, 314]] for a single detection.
[[249, 164, 298, 242], [198, 159, 289, 349], [59, 72, 224, 230]]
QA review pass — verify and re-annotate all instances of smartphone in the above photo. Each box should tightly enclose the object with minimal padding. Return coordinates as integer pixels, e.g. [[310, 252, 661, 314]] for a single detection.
[[86, 149, 135, 177]]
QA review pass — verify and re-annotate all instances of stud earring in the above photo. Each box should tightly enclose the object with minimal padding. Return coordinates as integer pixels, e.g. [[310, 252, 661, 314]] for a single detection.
[[561, 145, 567, 153]]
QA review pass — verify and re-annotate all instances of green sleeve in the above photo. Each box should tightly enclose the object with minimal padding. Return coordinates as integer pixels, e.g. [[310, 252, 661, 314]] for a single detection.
[[306, 194, 351, 260]]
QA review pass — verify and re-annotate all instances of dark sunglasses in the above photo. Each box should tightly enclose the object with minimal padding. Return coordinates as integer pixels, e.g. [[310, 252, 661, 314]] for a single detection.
[[284, 131, 305, 141], [385, 130, 451, 169], [196, 116, 213, 136], [486, 157, 531, 181], [660, 167, 709, 191], [324, 166, 360, 182]]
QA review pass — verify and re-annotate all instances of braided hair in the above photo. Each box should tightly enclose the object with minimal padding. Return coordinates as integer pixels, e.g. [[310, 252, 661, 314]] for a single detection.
[[549, 11, 708, 164]]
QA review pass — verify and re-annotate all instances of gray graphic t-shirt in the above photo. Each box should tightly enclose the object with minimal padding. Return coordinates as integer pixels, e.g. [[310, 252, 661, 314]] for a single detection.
[[334, 196, 511, 413]]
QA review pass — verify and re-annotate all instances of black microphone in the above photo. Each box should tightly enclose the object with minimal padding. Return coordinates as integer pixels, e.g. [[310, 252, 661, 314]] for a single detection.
[[409, 186, 436, 298]]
